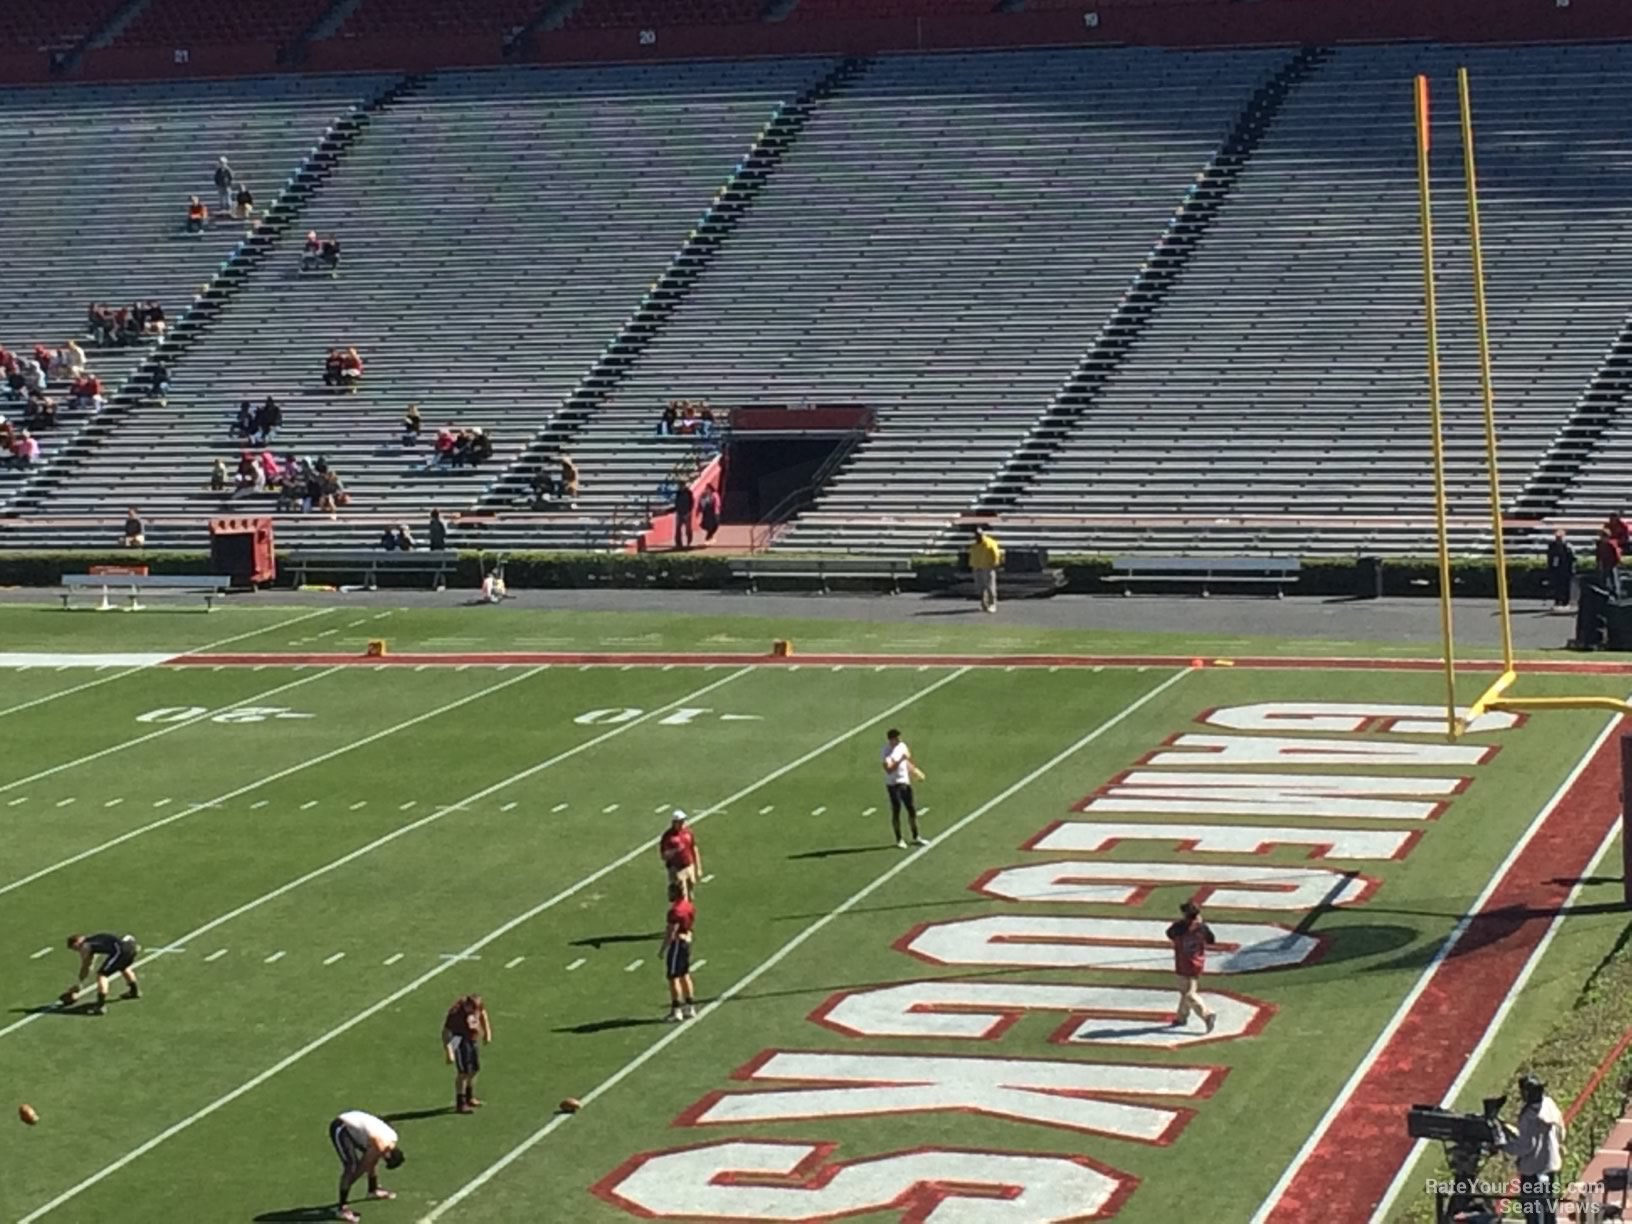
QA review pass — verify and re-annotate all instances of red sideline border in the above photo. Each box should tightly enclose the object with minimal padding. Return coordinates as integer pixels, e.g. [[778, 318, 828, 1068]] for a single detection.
[[1257, 717, 1629, 1221], [166, 650, 1632, 673]]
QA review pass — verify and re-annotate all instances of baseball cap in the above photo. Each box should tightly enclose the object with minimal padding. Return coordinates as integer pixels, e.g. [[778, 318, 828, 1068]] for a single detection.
[[669, 809, 687, 823]]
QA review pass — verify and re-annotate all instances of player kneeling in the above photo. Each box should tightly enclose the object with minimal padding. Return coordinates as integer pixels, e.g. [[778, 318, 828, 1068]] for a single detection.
[[329, 1109, 405, 1222], [442, 993, 493, 1114], [662, 883, 696, 1023]]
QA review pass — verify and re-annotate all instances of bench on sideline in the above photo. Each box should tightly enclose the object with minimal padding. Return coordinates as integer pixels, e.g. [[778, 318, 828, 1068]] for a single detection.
[[1111, 556, 1301, 598], [728, 556, 910, 594], [286, 549, 457, 591], [60, 574, 231, 611]]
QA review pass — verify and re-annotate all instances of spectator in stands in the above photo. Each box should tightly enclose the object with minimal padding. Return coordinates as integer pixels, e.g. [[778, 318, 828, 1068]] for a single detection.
[[122, 510, 145, 549], [659, 404, 678, 435], [395, 524, 416, 551], [143, 302, 166, 339], [402, 404, 422, 446], [316, 467, 347, 519], [24, 393, 57, 429], [10, 429, 40, 469], [254, 396, 283, 444], [50, 339, 86, 380], [258, 450, 282, 490], [429, 508, 447, 551], [186, 196, 208, 234], [118, 309, 142, 346], [339, 348, 363, 391], [301, 231, 322, 272], [0, 416, 11, 452], [213, 157, 234, 214], [233, 400, 255, 438], [69, 373, 103, 413], [1608, 513, 1631, 554], [235, 450, 260, 493], [1546, 529, 1575, 611], [699, 407, 717, 439], [968, 524, 1005, 613], [699, 484, 720, 543], [33, 345, 55, 377], [149, 362, 170, 403], [319, 237, 341, 273], [323, 349, 343, 387], [561, 454, 580, 502], [378, 525, 401, 551], [528, 467, 557, 509], [210, 458, 227, 493], [234, 182, 255, 221], [673, 481, 696, 550], [1595, 526, 1622, 599], [431, 426, 456, 468], [19, 357, 45, 397], [465, 427, 494, 465], [87, 304, 116, 346]]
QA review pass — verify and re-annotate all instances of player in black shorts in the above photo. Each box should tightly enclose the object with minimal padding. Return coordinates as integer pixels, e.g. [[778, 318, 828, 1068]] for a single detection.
[[64, 932, 141, 1015]]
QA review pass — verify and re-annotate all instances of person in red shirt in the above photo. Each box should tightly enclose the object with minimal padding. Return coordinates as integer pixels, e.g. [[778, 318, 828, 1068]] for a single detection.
[[441, 994, 493, 1114], [1166, 901, 1218, 1033], [662, 883, 697, 1023], [658, 810, 702, 899]]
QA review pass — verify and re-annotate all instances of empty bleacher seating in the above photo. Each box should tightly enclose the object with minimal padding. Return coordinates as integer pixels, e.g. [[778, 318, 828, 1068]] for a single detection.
[[1, 0, 121, 52], [335, 0, 542, 42], [114, 0, 335, 48], [563, 0, 768, 28]]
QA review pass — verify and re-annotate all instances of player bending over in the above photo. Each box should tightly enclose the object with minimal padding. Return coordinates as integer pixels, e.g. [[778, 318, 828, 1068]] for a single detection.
[[881, 728, 927, 849], [442, 993, 493, 1114], [329, 1109, 405, 1222], [659, 809, 703, 899], [1166, 901, 1218, 1034], [63, 933, 140, 1014], [662, 882, 697, 1023]]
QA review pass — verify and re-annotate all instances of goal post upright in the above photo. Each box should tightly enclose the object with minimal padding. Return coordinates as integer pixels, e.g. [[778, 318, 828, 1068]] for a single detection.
[[1415, 73, 1460, 742]]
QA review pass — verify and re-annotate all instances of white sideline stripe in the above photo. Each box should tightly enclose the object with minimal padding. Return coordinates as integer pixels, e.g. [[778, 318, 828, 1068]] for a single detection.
[[566, 958, 585, 972], [30, 946, 52, 960], [19, 668, 968, 1217], [0, 670, 340, 799], [204, 950, 228, 963], [383, 953, 403, 966], [0, 608, 332, 722], [323, 953, 346, 966], [1370, 792, 1627, 1221], [1248, 710, 1624, 1224], [0, 669, 749, 1044], [0, 668, 547, 905], [420, 666, 1189, 1220]]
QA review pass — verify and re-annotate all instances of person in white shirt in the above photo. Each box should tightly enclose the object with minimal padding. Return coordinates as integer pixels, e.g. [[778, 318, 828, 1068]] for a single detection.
[[881, 728, 927, 849], [328, 1109, 405, 1222], [1500, 1075, 1564, 1224]]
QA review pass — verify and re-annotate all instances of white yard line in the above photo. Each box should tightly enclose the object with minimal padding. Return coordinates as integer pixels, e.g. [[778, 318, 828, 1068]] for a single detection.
[[263, 951, 285, 965], [0, 668, 547, 904], [0, 670, 342, 799], [566, 958, 586, 972], [0, 608, 333, 723], [624, 959, 644, 973], [1248, 710, 1625, 1224], [29, 947, 52, 960], [323, 952, 346, 966], [383, 953, 403, 966], [504, 957, 525, 970], [14, 667, 971, 1217], [204, 949, 228, 963], [420, 667, 1189, 1220], [1369, 796, 1628, 1222]]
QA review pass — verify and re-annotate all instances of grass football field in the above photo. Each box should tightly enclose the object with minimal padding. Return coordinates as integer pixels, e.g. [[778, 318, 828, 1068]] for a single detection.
[[0, 602, 1627, 1223]]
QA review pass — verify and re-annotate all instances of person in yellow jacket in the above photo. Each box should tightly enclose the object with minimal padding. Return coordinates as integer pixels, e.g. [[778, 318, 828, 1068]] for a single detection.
[[969, 525, 1004, 613]]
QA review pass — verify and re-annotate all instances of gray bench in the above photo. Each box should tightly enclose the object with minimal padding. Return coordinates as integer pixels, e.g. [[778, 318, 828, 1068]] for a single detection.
[[1111, 556, 1301, 599], [61, 573, 232, 611], [286, 550, 458, 591], [729, 557, 910, 595]]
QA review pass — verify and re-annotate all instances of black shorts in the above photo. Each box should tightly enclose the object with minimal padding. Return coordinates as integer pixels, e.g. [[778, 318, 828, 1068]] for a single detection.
[[329, 1118, 366, 1173], [448, 1034, 480, 1076], [100, 937, 138, 976], [665, 939, 692, 980], [886, 783, 916, 816]]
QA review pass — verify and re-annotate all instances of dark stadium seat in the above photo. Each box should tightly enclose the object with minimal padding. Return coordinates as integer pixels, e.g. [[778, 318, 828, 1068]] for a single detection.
[[113, 0, 335, 48]]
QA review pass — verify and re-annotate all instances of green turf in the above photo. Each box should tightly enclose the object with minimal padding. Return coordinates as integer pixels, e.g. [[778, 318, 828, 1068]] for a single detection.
[[0, 608, 1626, 1223]]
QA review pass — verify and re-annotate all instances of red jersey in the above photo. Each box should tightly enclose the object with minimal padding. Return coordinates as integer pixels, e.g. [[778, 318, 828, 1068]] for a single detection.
[[660, 827, 697, 870], [667, 897, 696, 938], [1167, 919, 1216, 977]]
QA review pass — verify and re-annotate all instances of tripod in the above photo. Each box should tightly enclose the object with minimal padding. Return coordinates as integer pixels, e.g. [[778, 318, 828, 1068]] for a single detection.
[[1434, 1140, 1499, 1224]]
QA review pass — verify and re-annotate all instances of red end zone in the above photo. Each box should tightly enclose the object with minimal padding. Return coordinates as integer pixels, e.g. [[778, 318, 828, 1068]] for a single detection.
[[1254, 717, 1628, 1221]]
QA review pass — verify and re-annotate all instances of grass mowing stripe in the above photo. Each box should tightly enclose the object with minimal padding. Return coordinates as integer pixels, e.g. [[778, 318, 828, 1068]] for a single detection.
[[0, 666, 544, 905], [1246, 708, 1625, 1224], [0, 608, 333, 722], [17, 667, 961, 1218], [419, 666, 1189, 1220], [0, 668, 342, 798], [1370, 760, 1629, 1222]]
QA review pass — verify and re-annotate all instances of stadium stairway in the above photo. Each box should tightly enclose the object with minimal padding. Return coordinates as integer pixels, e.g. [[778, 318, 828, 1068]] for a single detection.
[[0, 73, 397, 525], [472, 55, 872, 551], [952, 44, 1329, 543]]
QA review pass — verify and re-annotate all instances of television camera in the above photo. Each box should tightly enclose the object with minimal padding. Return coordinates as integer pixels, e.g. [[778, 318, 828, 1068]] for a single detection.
[[1406, 1098, 1506, 1224]]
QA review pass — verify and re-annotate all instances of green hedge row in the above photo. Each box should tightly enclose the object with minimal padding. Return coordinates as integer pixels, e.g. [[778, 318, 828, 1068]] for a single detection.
[[0, 549, 1558, 596]]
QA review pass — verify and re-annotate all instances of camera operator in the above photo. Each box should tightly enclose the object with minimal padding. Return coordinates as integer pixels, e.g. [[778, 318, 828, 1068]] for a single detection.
[[1499, 1075, 1565, 1222]]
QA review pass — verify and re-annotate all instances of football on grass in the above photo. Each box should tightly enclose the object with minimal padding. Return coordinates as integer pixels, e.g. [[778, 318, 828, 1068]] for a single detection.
[[19, 1104, 38, 1126], [558, 1098, 581, 1114]]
